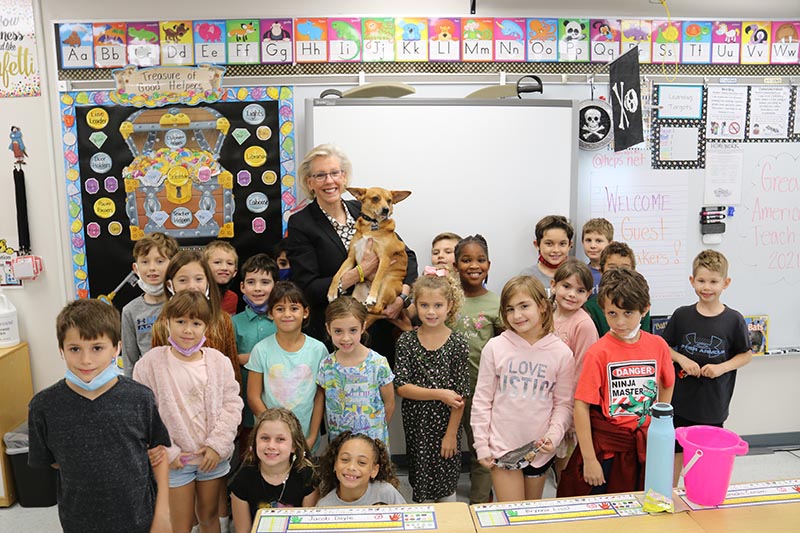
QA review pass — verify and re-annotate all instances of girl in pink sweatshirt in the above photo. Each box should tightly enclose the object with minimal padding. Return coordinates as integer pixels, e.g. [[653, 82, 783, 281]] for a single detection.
[[134, 290, 243, 532], [471, 275, 575, 501]]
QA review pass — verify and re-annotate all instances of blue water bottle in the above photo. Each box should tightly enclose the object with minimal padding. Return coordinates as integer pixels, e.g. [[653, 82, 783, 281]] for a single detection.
[[644, 402, 675, 501]]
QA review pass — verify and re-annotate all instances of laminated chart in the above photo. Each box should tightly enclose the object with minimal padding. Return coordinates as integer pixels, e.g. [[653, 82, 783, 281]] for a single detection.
[[254, 506, 438, 532], [473, 494, 646, 527], [678, 479, 800, 510]]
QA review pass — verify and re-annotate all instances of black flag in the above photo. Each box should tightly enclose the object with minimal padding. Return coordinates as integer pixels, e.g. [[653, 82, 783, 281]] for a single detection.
[[609, 47, 643, 152]]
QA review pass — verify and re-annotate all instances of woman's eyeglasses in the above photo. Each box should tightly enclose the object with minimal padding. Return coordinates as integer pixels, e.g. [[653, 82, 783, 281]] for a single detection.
[[310, 169, 344, 181]]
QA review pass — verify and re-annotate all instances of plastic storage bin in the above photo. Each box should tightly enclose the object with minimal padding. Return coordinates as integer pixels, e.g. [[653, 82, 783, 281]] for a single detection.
[[3, 422, 57, 507]]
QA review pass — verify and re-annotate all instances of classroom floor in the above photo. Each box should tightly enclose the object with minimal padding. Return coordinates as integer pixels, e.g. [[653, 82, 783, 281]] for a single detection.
[[1, 449, 799, 532]]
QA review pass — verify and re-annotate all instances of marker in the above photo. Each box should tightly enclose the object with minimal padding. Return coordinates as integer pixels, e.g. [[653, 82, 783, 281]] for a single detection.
[[701, 214, 726, 221], [701, 206, 727, 213], [700, 210, 727, 216]]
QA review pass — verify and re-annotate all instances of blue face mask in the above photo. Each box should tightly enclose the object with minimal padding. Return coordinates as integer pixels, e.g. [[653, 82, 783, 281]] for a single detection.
[[242, 294, 269, 315], [278, 268, 291, 281], [64, 359, 120, 392]]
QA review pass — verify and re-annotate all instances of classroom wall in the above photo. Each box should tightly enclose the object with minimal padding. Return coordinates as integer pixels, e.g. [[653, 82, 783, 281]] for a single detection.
[[7, 0, 796, 438]]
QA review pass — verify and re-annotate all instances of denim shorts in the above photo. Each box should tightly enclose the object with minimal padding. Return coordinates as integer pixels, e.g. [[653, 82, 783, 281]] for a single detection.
[[169, 459, 231, 488]]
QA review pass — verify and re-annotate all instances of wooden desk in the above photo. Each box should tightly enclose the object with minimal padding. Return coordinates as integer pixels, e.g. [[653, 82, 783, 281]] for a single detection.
[[252, 502, 475, 532], [0, 343, 32, 507], [470, 494, 704, 533], [688, 502, 800, 533]]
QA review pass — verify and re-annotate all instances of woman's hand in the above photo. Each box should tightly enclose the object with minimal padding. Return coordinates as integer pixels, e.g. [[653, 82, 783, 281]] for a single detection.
[[359, 238, 379, 280], [147, 445, 166, 468], [441, 434, 458, 459]]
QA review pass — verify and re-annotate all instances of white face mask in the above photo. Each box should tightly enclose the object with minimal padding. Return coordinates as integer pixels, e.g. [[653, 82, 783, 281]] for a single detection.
[[617, 322, 642, 340], [137, 277, 164, 296], [166, 281, 210, 299]]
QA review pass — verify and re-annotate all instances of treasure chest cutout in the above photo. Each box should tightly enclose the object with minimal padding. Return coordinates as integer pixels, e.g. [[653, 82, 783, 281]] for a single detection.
[[122, 107, 234, 241]]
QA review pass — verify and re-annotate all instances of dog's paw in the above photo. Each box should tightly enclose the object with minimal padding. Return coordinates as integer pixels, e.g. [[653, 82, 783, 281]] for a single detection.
[[327, 290, 338, 303], [365, 295, 377, 307]]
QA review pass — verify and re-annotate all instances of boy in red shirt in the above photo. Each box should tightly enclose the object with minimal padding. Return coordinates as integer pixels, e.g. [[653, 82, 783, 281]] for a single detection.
[[558, 267, 675, 496]]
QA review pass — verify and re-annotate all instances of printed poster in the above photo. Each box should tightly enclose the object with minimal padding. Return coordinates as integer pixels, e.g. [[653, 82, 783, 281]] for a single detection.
[[706, 86, 748, 140], [0, 0, 39, 97], [704, 142, 744, 205], [748, 86, 791, 139]]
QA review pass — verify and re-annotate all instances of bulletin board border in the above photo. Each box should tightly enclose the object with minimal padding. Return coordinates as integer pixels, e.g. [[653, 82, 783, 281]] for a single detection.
[[58, 86, 297, 299]]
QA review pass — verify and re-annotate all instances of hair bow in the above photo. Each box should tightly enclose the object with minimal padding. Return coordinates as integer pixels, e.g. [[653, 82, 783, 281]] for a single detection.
[[423, 266, 448, 277]]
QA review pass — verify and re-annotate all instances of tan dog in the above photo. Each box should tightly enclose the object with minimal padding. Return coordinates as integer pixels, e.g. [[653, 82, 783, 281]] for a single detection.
[[328, 187, 411, 326]]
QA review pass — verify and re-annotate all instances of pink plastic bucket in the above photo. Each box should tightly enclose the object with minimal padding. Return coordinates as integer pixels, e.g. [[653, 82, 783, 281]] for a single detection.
[[676, 425, 749, 506]]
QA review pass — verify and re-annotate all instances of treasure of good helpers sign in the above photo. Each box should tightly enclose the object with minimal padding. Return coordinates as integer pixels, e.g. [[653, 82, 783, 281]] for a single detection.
[[59, 84, 296, 304]]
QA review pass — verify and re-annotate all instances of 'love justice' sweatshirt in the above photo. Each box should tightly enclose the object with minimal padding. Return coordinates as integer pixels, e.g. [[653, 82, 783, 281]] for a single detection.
[[471, 330, 575, 468]]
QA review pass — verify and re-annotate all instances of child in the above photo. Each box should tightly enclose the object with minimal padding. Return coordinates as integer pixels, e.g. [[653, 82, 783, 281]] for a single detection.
[[558, 268, 675, 497], [583, 242, 652, 337], [318, 296, 395, 445], [662, 250, 752, 482], [134, 291, 243, 533], [246, 281, 328, 451], [471, 276, 575, 501], [581, 218, 613, 296], [395, 273, 470, 503], [317, 432, 405, 506], [121, 232, 178, 377], [550, 259, 599, 474], [452, 234, 503, 504], [230, 408, 318, 532], [232, 253, 279, 451], [272, 238, 292, 281], [205, 240, 239, 315], [28, 299, 171, 533], [431, 232, 462, 271], [520, 215, 574, 296], [151, 250, 241, 386]]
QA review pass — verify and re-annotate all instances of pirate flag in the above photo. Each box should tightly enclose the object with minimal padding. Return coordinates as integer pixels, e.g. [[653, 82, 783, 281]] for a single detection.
[[609, 47, 643, 152]]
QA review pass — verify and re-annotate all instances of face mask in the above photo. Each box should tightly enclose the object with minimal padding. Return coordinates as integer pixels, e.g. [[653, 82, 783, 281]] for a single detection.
[[166, 281, 210, 299], [137, 277, 165, 296], [168, 334, 207, 357], [64, 358, 120, 391], [616, 322, 642, 340], [242, 294, 268, 315], [278, 268, 292, 281]]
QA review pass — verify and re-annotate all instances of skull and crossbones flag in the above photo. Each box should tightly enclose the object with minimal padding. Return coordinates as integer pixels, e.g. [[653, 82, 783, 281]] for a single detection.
[[609, 47, 643, 152]]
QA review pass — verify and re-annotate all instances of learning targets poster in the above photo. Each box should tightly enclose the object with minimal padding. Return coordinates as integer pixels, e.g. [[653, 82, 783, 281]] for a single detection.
[[58, 84, 296, 305]]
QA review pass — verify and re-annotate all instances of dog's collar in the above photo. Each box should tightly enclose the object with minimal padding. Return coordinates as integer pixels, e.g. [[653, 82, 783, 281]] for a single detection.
[[360, 213, 380, 231]]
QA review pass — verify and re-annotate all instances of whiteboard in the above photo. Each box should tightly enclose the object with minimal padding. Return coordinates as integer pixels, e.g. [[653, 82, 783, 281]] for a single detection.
[[308, 98, 578, 293]]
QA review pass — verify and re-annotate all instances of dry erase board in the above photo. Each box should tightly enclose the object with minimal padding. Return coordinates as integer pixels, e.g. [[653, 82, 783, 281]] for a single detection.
[[307, 98, 578, 292]]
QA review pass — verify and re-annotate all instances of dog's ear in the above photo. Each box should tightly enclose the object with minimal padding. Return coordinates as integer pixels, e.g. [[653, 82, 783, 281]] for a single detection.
[[391, 190, 412, 203], [347, 187, 366, 199]]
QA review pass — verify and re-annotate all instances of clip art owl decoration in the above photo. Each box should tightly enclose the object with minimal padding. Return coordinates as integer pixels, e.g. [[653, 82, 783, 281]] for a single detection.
[[9, 126, 27, 165]]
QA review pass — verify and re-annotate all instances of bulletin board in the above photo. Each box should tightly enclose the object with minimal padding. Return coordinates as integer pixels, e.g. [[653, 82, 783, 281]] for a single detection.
[[58, 86, 297, 307]]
